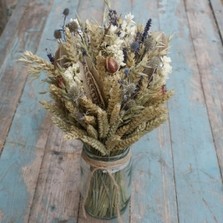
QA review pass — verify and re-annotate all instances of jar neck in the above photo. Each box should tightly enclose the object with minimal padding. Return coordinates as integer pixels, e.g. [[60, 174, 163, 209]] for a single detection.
[[83, 144, 130, 162]]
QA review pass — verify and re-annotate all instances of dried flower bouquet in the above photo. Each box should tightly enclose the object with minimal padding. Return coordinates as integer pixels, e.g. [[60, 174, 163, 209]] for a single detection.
[[20, 7, 173, 220]]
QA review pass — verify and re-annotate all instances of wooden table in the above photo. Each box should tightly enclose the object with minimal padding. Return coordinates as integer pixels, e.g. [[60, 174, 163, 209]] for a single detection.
[[0, 0, 223, 222]]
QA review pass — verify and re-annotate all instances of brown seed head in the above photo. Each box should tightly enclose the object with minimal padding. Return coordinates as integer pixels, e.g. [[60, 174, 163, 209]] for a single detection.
[[105, 57, 119, 73], [63, 8, 69, 16], [54, 30, 62, 39], [66, 21, 78, 33]]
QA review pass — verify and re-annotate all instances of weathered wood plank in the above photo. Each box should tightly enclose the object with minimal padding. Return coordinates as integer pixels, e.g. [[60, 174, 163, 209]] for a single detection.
[[0, 0, 35, 68], [209, 0, 223, 43], [0, 0, 27, 66], [78, 202, 130, 223], [0, 0, 54, 152], [1, 0, 222, 223], [0, 0, 66, 222], [159, 0, 223, 222], [28, 127, 82, 223], [185, 0, 223, 179], [131, 1, 178, 222], [0, 115, 51, 223], [0, 0, 8, 34], [77, 0, 105, 22]]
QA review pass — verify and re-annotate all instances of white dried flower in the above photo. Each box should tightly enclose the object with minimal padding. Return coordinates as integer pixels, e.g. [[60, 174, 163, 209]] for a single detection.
[[62, 63, 81, 89], [120, 13, 137, 43], [70, 18, 80, 28], [161, 56, 172, 80], [109, 25, 118, 34], [106, 38, 125, 66], [107, 45, 125, 67], [125, 13, 134, 22]]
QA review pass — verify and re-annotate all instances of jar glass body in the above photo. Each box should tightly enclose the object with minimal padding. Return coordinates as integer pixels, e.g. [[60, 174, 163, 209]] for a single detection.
[[80, 144, 132, 220]]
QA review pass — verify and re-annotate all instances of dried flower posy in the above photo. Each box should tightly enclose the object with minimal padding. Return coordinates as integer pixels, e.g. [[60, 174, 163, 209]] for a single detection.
[[20, 8, 173, 156]]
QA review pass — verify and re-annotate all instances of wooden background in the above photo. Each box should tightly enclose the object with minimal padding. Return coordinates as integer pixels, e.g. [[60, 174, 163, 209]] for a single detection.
[[0, 0, 223, 222]]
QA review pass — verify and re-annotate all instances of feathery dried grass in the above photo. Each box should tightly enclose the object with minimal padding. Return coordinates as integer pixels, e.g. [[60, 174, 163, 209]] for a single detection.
[[19, 10, 173, 156]]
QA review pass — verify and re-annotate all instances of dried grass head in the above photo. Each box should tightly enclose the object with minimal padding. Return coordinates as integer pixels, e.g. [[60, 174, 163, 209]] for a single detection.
[[19, 6, 173, 156]]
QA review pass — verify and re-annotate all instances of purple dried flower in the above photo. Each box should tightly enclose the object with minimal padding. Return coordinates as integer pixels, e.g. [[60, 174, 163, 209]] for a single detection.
[[108, 9, 118, 26], [141, 18, 152, 42], [45, 48, 54, 64], [47, 53, 54, 64], [130, 41, 140, 53], [124, 68, 130, 77]]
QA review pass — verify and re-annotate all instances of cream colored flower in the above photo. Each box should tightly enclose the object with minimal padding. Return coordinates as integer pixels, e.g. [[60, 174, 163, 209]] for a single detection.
[[161, 56, 172, 81], [125, 13, 135, 23], [109, 25, 118, 34], [62, 63, 81, 89], [120, 13, 137, 43], [106, 38, 126, 66]]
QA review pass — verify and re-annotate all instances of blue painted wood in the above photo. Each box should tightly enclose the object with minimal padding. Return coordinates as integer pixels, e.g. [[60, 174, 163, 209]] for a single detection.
[[0, 0, 78, 222], [159, 0, 223, 222], [0, 0, 54, 151], [185, 0, 223, 179], [130, 1, 178, 222], [0, 0, 223, 222]]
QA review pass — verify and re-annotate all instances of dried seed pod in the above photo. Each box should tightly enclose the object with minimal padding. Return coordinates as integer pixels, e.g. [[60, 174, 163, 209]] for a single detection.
[[66, 21, 78, 33], [130, 41, 140, 52], [63, 8, 69, 16], [54, 30, 62, 39], [105, 57, 119, 73]]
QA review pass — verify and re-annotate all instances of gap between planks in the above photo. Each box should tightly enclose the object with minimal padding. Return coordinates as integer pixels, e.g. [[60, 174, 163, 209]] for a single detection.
[[183, 0, 223, 182], [209, 0, 223, 45]]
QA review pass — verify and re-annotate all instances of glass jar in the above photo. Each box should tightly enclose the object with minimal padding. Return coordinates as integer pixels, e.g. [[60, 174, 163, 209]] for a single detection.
[[80, 144, 132, 220]]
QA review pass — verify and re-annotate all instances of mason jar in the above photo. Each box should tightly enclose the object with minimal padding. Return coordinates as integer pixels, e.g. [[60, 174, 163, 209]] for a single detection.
[[80, 144, 132, 220]]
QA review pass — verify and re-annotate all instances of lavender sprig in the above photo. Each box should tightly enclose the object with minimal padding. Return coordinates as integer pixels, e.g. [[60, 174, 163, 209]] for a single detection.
[[141, 18, 152, 42], [108, 9, 118, 26]]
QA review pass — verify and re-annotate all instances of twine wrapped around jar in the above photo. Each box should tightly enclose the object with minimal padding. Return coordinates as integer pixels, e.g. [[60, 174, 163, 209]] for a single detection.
[[80, 146, 132, 222]]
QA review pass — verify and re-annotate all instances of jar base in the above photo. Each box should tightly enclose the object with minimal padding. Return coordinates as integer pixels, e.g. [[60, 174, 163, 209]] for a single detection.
[[84, 197, 130, 220]]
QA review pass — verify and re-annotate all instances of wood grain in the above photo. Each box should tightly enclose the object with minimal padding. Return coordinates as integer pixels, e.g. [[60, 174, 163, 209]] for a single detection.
[[0, 0, 54, 152], [209, 0, 223, 43], [0, 1, 52, 223], [160, 0, 223, 222], [185, 0, 223, 178], [0, 0, 8, 34], [0, 0, 223, 222], [28, 127, 82, 223]]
